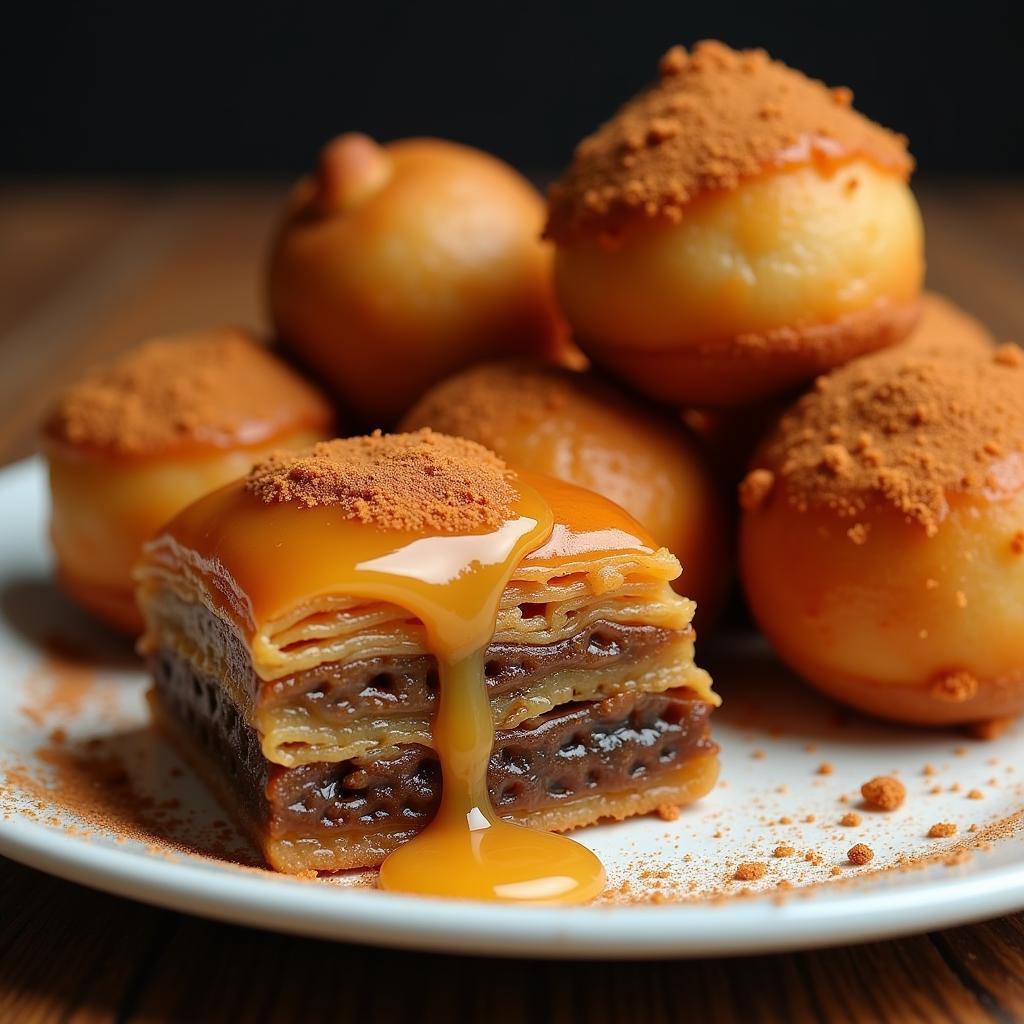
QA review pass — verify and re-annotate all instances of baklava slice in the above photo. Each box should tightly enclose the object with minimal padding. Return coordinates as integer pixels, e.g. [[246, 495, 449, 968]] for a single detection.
[[136, 431, 718, 874]]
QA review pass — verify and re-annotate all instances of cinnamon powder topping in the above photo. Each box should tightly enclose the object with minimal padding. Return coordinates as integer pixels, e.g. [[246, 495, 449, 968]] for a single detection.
[[744, 347, 1024, 536], [401, 361, 579, 449], [44, 328, 331, 457], [246, 429, 518, 532], [546, 40, 912, 241]]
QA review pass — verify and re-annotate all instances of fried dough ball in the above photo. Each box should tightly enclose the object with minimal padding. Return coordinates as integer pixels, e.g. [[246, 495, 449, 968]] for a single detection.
[[401, 360, 729, 628], [42, 329, 332, 632], [268, 134, 570, 425], [546, 42, 924, 407], [739, 343, 1024, 725]]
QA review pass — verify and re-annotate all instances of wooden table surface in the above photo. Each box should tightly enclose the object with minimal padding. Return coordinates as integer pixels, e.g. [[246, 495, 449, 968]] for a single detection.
[[2, 182, 1023, 1023]]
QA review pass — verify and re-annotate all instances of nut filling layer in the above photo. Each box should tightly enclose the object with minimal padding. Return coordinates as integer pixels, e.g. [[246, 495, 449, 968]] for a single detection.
[[151, 646, 716, 843]]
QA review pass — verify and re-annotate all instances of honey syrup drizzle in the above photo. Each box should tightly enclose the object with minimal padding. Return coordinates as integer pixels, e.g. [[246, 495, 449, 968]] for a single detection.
[[154, 472, 613, 903]]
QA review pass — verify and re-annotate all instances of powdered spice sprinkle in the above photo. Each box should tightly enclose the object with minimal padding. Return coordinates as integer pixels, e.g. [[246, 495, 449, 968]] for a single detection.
[[246, 429, 518, 532], [44, 328, 331, 457], [546, 40, 911, 241], [744, 347, 1024, 536]]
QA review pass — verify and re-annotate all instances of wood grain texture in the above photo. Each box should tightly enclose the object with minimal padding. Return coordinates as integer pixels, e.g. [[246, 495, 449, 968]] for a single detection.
[[1, 183, 1022, 1023]]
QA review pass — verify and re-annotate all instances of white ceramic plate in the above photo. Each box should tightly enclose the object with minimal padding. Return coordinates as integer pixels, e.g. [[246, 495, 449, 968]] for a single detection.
[[2, 457, 1023, 958]]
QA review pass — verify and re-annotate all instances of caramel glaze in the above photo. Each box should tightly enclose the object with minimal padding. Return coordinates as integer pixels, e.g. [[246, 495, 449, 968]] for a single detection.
[[141, 471, 676, 903]]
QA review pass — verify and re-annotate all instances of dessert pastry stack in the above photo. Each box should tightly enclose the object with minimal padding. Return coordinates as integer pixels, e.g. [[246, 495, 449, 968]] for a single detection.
[[41, 40, 1024, 897]]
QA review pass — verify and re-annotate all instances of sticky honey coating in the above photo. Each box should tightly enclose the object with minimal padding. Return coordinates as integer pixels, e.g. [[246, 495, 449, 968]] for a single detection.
[[268, 135, 571, 426], [138, 434, 715, 895], [554, 160, 924, 406], [741, 493, 1024, 724], [739, 346, 1024, 725], [42, 329, 333, 632], [48, 440, 322, 632], [400, 360, 730, 627]]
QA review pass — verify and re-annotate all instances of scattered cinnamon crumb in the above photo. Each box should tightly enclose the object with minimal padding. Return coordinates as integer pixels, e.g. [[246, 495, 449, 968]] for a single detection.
[[848, 843, 874, 866], [773, 844, 795, 858], [840, 812, 861, 827], [733, 862, 767, 882], [846, 523, 869, 545], [830, 866, 843, 876], [861, 775, 906, 811], [967, 789, 984, 800], [804, 814, 816, 823], [922, 764, 936, 776], [995, 343, 1024, 367], [656, 803, 681, 822], [246, 429, 516, 532], [930, 671, 979, 703], [778, 816, 793, 825], [816, 762, 834, 775], [928, 822, 957, 838], [739, 468, 775, 511]]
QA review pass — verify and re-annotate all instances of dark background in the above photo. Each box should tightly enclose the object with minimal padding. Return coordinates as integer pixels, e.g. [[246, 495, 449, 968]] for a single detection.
[[3, 1, 1020, 181]]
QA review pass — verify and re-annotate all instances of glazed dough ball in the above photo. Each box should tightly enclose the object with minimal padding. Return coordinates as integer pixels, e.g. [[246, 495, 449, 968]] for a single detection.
[[401, 361, 729, 629], [546, 42, 924, 407], [739, 344, 1024, 725], [269, 134, 570, 425], [43, 329, 332, 632]]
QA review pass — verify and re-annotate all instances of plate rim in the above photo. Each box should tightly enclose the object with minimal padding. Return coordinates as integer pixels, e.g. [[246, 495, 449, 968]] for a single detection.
[[5, 809, 1024, 959], [4, 454, 1024, 958]]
